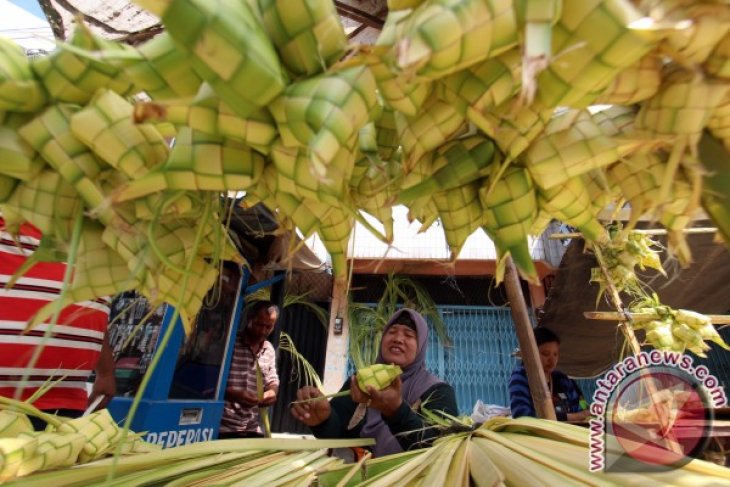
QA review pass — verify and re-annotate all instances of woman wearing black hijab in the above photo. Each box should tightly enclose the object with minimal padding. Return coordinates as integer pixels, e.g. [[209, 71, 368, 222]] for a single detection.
[[291, 308, 458, 457]]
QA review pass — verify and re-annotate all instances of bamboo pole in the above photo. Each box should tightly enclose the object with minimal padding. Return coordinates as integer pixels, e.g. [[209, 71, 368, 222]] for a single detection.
[[548, 227, 717, 239], [584, 311, 730, 325], [591, 245, 683, 454], [503, 255, 557, 421]]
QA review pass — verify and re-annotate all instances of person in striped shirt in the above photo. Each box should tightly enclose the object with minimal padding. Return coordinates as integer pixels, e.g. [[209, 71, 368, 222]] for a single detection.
[[219, 300, 280, 438], [0, 218, 116, 429], [509, 327, 590, 422]]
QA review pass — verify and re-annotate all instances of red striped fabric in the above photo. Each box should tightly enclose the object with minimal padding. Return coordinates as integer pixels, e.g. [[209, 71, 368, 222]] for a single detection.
[[0, 219, 110, 411]]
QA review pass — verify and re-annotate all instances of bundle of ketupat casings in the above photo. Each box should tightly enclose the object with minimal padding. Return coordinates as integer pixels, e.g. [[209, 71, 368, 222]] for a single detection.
[[1, 0, 730, 333]]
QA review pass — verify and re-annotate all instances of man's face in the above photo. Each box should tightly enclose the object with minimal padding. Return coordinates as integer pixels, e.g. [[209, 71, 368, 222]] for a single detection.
[[248, 308, 277, 342], [380, 324, 418, 367]]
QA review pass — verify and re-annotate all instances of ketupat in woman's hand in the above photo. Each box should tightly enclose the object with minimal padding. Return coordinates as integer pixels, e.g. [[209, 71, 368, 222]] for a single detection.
[[291, 386, 330, 427], [351, 375, 403, 418]]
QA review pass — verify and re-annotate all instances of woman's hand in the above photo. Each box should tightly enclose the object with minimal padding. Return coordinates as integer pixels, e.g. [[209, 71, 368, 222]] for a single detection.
[[291, 386, 330, 427], [567, 409, 591, 422], [351, 375, 403, 418], [350, 375, 370, 404]]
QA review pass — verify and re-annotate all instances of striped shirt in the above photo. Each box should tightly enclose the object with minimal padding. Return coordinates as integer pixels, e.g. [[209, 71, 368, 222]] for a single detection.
[[509, 364, 586, 421], [0, 220, 110, 411], [220, 339, 278, 434]]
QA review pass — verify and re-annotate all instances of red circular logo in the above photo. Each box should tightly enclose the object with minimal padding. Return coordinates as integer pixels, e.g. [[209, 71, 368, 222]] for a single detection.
[[606, 367, 712, 470]]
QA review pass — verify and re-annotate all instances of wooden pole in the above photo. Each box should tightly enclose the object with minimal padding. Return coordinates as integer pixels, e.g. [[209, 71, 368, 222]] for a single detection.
[[584, 311, 730, 325], [591, 245, 683, 454], [503, 256, 557, 421], [548, 227, 717, 240]]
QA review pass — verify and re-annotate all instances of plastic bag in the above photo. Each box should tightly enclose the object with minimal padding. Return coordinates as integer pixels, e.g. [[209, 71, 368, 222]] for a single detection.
[[470, 400, 511, 422]]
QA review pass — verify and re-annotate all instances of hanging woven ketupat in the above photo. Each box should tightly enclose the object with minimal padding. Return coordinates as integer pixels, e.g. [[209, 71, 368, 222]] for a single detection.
[[134, 0, 288, 119], [0, 37, 46, 112], [257, 0, 348, 78], [31, 24, 137, 105], [0, 0, 726, 348], [269, 65, 379, 178], [134, 84, 279, 155], [479, 166, 539, 283]]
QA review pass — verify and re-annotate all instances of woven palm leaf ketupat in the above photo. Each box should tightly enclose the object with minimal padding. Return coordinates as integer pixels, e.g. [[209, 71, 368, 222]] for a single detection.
[[21, 221, 138, 337], [31, 25, 137, 105], [523, 109, 624, 190], [0, 127, 44, 182], [373, 105, 400, 162], [395, 97, 468, 171], [15, 432, 86, 476], [473, 96, 555, 164], [269, 140, 351, 206], [536, 176, 608, 242], [257, 0, 348, 78], [635, 64, 730, 219], [315, 204, 354, 284], [398, 135, 497, 203], [607, 149, 668, 227], [16, 105, 132, 227], [534, 0, 663, 108], [269, 65, 378, 176], [399, 156, 441, 232], [0, 411, 33, 439], [658, 173, 695, 265], [97, 219, 230, 333], [0, 37, 46, 113], [56, 220, 138, 303], [135, 84, 279, 155], [269, 183, 335, 240], [391, 0, 518, 81], [2, 170, 84, 241], [388, 0, 426, 9], [432, 181, 485, 260], [437, 48, 522, 121], [113, 32, 204, 100], [114, 127, 265, 200], [356, 364, 402, 392], [705, 30, 730, 79], [361, 10, 433, 116], [0, 0, 729, 345], [656, 0, 730, 66], [0, 437, 36, 482], [134, 0, 288, 119], [590, 104, 637, 137], [479, 166, 538, 283], [69, 89, 169, 180], [581, 168, 617, 222], [594, 51, 663, 105], [708, 91, 730, 151], [350, 161, 400, 243]]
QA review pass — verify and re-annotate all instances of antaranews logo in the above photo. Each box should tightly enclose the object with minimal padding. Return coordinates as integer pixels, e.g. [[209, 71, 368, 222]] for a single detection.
[[588, 350, 726, 473]]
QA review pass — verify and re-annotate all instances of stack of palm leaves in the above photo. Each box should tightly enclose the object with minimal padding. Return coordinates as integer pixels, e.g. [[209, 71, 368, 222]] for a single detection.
[[0, 0, 728, 334], [316, 416, 730, 486], [7, 415, 730, 485]]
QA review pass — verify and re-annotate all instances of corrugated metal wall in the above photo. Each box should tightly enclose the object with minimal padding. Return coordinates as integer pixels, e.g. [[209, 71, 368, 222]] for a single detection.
[[432, 306, 519, 414], [270, 303, 329, 434]]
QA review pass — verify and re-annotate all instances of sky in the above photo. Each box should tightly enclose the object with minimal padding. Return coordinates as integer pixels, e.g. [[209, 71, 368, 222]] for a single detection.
[[0, 0, 54, 50], [7, 0, 44, 19]]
